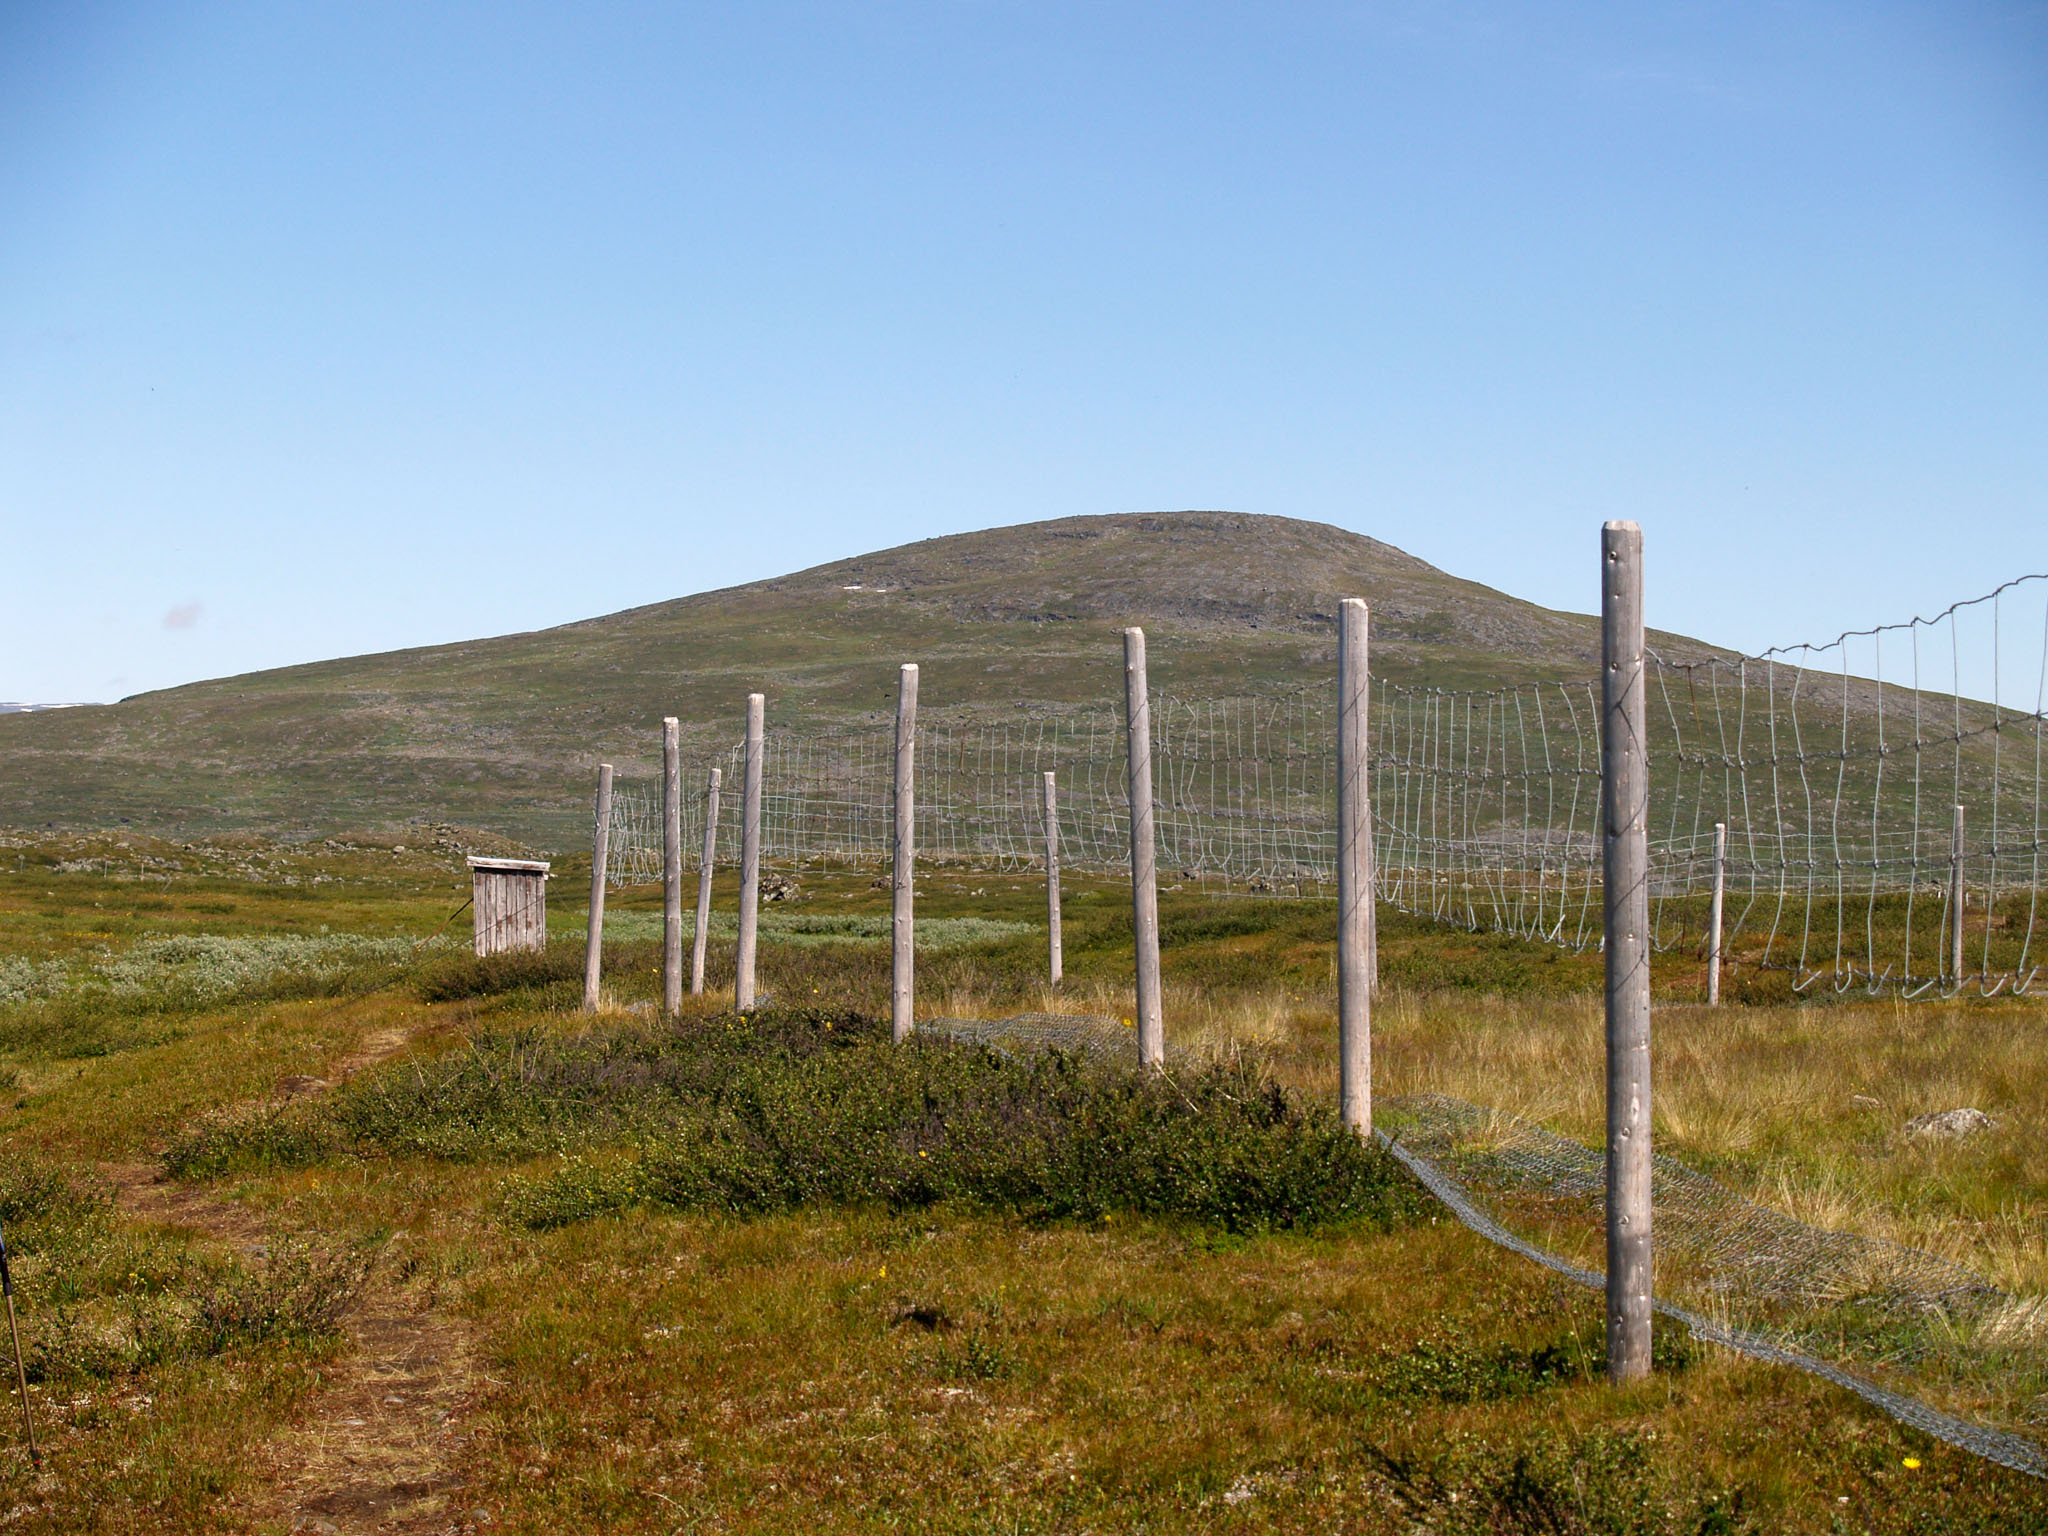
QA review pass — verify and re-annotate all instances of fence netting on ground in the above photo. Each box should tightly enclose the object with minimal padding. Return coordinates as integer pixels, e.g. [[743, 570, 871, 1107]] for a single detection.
[[600, 573, 2046, 996], [916, 1012, 2047, 1478]]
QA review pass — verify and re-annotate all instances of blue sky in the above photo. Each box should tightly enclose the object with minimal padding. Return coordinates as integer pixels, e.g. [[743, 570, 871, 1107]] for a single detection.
[[3, 1, 2044, 702]]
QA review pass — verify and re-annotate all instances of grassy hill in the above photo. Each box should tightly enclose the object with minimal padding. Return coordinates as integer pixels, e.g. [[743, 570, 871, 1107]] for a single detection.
[[1, 512, 1712, 844]]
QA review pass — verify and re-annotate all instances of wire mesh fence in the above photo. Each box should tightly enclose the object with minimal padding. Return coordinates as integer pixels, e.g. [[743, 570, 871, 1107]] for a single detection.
[[907, 1012, 2048, 1479], [575, 571, 2048, 1476], [598, 572, 2047, 997], [1380, 574, 2048, 994], [1375, 1094, 2048, 1480]]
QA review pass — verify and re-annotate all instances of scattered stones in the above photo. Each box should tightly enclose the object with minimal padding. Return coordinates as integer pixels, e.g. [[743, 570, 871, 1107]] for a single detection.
[[1904, 1107, 1996, 1141], [762, 872, 802, 903]]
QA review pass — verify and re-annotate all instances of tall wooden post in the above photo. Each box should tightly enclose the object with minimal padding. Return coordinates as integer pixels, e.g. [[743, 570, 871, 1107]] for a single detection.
[[1601, 520, 1652, 1384], [1706, 821, 1726, 1006], [1124, 628, 1164, 1068], [736, 694, 764, 1012], [892, 664, 918, 1043], [1949, 803, 1966, 982], [662, 717, 683, 1017], [1043, 770, 1063, 989], [583, 763, 613, 1014], [1338, 598, 1373, 1134], [690, 767, 721, 996]]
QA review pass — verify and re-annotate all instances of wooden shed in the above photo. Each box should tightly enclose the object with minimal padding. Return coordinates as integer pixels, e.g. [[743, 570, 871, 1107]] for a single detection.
[[468, 856, 550, 956]]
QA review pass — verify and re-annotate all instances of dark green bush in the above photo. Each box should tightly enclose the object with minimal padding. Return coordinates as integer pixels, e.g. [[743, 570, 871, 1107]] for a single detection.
[[412, 940, 590, 1002], [0, 1154, 96, 1227], [597, 1037, 1419, 1234], [163, 1101, 338, 1180], [1379, 1335, 1588, 1404], [1375, 1320, 1694, 1406], [189, 1238, 370, 1352], [170, 1007, 1425, 1237], [432, 1009, 1429, 1234]]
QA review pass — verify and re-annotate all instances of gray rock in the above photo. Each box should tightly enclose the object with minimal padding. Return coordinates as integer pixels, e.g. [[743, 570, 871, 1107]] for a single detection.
[[1904, 1107, 1996, 1141]]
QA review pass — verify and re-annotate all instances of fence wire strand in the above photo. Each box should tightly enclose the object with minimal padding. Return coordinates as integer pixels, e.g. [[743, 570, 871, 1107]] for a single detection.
[[600, 574, 2046, 998], [906, 1013, 2047, 1480]]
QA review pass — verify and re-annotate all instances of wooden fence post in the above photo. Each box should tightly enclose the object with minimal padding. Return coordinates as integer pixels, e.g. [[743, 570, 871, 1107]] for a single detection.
[[690, 767, 721, 996], [892, 664, 918, 1043], [1338, 598, 1373, 1134], [584, 762, 613, 1013], [1601, 520, 1652, 1385], [1707, 821, 1726, 1006], [736, 694, 764, 1012], [1124, 628, 1164, 1068], [1043, 770, 1063, 989], [662, 717, 683, 1018], [1950, 803, 1966, 982]]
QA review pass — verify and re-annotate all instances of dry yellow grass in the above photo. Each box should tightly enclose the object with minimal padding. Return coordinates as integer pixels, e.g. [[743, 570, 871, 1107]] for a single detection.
[[1100, 982, 2048, 1295]]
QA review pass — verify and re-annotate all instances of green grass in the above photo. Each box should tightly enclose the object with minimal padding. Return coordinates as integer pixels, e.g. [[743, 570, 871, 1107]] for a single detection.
[[166, 1009, 1424, 1237], [0, 513, 1645, 841], [0, 835, 2042, 1530]]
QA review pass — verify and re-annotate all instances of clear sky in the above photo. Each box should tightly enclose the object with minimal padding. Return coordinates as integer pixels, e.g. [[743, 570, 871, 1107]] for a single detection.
[[3, 2, 2044, 703]]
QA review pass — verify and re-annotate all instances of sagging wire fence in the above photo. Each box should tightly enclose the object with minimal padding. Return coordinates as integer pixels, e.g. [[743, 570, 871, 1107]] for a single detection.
[[931, 1013, 2048, 1479], [601, 572, 2047, 999], [1374, 1091, 2048, 1479], [580, 565, 2048, 1477]]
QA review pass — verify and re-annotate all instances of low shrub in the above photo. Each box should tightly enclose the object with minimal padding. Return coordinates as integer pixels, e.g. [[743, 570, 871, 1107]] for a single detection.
[[1379, 1335, 1589, 1404], [0, 999, 176, 1060], [0, 1156, 98, 1227], [413, 940, 618, 1003], [598, 1042, 1420, 1233], [189, 1238, 371, 1353], [167, 1007, 1426, 1237], [445, 1010, 1426, 1234], [163, 1101, 338, 1180], [0, 933, 434, 1059], [29, 1240, 370, 1383], [1406, 1426, 1742, 1536], [1375, 1321, 1694, 1405], [0, 1148, 363, 1385]]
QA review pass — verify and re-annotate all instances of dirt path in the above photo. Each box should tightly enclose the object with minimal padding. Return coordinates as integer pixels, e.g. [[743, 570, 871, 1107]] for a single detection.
[[104, 1015, 488, 1534], [257, 1275, 480, 1535]]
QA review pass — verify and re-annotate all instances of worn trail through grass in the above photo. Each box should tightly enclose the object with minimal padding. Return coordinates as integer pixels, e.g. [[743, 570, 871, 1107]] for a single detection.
[[2, 841, 2047, 1531]]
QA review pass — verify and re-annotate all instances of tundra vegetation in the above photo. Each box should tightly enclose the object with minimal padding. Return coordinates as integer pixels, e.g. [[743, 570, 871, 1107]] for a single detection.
[[0, 827, 2041, 1533]]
